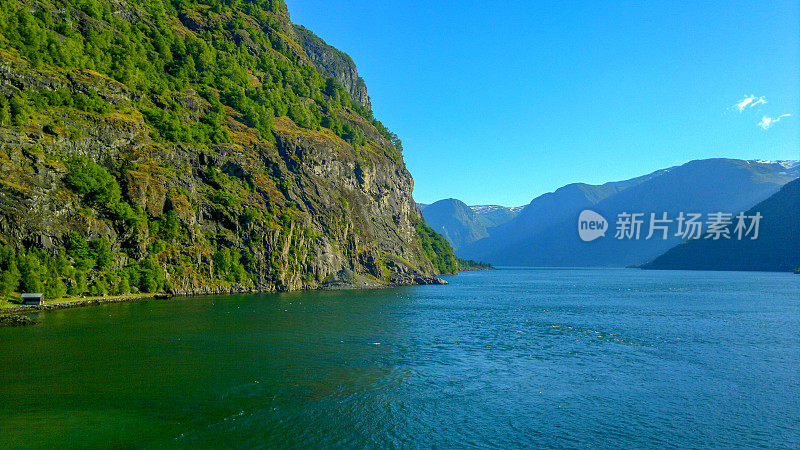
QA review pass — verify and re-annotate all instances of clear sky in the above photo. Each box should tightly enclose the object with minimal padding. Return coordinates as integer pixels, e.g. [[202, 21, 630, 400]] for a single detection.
[[285, 0, 799, 207]]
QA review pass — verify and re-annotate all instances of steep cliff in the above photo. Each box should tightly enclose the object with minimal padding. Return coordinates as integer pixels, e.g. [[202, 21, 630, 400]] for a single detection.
[[0, 0, 452, 299], [293, 25, 371, 111]]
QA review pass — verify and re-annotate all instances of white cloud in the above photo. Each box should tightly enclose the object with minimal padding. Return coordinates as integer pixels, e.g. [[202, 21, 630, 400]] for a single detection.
[[758, 114, 791, 130], [751, 97, 767, 108], [735, 95, 767, 112]]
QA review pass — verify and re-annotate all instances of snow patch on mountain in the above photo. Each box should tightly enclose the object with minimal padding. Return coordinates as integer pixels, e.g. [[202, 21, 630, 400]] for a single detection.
[[751, 160, 799, 170], [470, 205, 525, 214]]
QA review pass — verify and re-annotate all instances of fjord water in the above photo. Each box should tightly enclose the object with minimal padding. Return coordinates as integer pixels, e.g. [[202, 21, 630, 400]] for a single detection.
[[1, 269, 798, 448]]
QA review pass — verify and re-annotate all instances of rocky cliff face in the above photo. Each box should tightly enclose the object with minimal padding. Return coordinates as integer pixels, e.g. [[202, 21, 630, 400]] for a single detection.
[[293, 25, 372, 111], [0, 0, 448, 297]]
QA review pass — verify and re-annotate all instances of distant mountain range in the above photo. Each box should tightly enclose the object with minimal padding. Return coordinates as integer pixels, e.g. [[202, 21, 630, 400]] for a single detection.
[[424, 159, 799, 268], [418, 201, 522, 250], [642, 178, 800, 272]]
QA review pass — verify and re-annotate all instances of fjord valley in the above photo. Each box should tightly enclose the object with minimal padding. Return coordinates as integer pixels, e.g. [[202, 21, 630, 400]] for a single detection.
[[0, 0, 457, 303], [0, 0, 798, 447]]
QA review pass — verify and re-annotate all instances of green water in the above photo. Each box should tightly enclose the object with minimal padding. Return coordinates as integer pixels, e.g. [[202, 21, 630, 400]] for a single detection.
[[1, 269, 798, 447]]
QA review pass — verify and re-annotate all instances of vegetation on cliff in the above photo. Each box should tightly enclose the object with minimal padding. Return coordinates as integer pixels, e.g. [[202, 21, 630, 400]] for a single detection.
[[0, 0, 398, 146], [0, 0, 454, 300], [415, 219, 458, 275]]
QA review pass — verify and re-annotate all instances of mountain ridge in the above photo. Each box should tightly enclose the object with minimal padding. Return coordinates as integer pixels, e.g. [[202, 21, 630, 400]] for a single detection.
[[420, 200, 522, 250], [454, 158, 798, 267]]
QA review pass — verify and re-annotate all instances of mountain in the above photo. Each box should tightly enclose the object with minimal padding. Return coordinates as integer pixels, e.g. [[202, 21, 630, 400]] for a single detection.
[[419, 199, 489, 250], [0, 0, 455, 300], [469, 205, 522, 228], [444, 170, 671, 258], [292, 25, 371, 111], [419, 201, 523, 250], [641, 178, 800, 272], [458, 159, 799, 267], [455, 167, 673, 261]]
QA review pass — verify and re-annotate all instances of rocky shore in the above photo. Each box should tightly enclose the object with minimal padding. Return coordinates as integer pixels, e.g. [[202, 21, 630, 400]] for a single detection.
[[322, 268, 448, 290], [0, 314, 39, 327]]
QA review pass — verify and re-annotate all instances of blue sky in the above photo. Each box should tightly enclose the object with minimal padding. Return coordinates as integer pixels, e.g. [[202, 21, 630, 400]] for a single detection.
[[285, 0, 799, 206]]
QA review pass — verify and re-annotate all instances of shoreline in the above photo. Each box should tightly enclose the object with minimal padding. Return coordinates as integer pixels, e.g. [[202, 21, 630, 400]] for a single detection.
[[1, 294, 162, 327], [1, 293, 162, 316], [0, 276, 449, 326]]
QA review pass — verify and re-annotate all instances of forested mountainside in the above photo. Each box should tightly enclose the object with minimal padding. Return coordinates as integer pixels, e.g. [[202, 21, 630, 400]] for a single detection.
[[0, 0, 456, 300]]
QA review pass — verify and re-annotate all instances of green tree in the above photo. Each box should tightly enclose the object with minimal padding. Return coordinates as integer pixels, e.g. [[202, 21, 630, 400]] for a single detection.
[[68, 270, 88, 296], [161, 210, 182, 241], [88, 276, 108, 296], [9, 94, 31, 126], [116, 274, 130, 295], [90, 237, 113, 270], [228, 248, 244, 282], [44, 274, 67, 299], [323, 77, 341, 100], [64, 157, 122, 209], [67, 232, 94, 270], [54, 248, 72, 277], [140, 272, 157, 293], [139, 258, 164, 293], [17, 252, 46, 293], [213, 248, 231, 277], [288, 103, 314, 129], [0, 259, 21, 298], [0, 96, 10, 126]]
